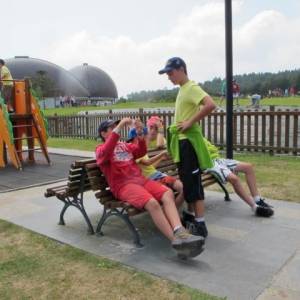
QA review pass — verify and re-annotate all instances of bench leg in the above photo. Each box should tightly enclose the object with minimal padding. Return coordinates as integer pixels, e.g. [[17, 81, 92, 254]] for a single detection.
[[78, 205, 95, 235], [96, 208, 144, 248], [59, 196, 95, 234], [217, 181, 231, 201], [72, 196, 94, 235], [58, 202, 69, 226]]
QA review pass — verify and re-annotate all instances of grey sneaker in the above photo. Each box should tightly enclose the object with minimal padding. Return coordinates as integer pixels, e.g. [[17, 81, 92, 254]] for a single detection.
[[172, 227, 205, 258]]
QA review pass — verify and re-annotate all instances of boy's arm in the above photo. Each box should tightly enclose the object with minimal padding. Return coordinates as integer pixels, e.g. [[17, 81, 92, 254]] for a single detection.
[[132, 137, 147, 158], [177, 95, 216, 132], [138, 150, 168, 166], [96, 132, 119, 164]]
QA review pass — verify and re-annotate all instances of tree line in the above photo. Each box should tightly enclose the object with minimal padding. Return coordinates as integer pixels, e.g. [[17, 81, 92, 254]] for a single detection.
[[125, 69, 300, 102]]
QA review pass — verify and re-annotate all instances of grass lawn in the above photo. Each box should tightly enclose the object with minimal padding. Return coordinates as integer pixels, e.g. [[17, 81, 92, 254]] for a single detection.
[[47, 138, 300, 203], [0, 219, 222, 300], [42, 101, 176, 116], [42, 97, 300, 116]]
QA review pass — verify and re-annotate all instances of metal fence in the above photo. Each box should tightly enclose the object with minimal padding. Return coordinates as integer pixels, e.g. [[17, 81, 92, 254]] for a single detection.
[[46, 106, 300, 155]]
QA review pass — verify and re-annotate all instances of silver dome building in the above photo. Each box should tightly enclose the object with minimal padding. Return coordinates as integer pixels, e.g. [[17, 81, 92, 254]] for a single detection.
[[69, 63, 118, 99], [6, 56, 90, 97]]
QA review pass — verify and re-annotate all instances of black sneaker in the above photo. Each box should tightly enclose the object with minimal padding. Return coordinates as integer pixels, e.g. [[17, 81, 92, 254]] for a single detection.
[[181, 210, 195, 227], [256, 198, 273, 208], [189, 221, 208, 238], [255, 206, 274, 217]]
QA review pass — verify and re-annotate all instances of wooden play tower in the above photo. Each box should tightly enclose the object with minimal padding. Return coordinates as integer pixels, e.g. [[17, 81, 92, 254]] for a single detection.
[[0, 78, 50, 170]]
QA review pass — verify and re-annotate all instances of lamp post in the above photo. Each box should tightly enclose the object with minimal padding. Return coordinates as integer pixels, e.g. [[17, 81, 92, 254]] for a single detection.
[[225, 0, 233, 159]]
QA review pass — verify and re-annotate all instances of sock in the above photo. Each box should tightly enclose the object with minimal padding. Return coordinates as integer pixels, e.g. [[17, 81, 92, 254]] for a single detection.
[[195, 217, 205, 223], [173, 225, 182, 233], [184, 209, 195, 216], [254, 195, 261, 203], [251, 204, 258, 213]]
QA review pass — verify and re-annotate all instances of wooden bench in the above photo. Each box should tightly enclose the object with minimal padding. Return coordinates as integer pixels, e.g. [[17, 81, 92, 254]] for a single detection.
[[44, 158, 96, 234], [45, 151, 231, 247], [84, 151, 231, 247]]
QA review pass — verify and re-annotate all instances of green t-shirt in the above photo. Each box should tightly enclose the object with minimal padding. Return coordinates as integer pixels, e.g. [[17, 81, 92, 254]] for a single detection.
[[174, 80, 208, 139], [203, 138, 220, 160]]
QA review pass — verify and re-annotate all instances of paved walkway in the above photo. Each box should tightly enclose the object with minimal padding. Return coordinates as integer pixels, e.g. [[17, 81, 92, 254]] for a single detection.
[[0, 149, 299, 299]]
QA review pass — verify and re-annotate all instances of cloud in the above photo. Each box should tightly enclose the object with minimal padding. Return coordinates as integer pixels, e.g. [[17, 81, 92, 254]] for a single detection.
[[47, 1, 300, 97]]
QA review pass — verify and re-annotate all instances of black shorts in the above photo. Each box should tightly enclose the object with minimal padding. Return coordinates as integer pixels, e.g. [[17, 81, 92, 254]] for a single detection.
[[177, 139, 204, 203]]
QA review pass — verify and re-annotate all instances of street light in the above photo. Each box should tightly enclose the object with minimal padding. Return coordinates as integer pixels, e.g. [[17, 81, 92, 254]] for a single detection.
[[225, 0, 233, 159]]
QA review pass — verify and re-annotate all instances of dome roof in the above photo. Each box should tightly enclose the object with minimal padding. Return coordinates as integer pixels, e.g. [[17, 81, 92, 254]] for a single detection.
[[69, 63, 118, 98], [5, 56, 90, 97]]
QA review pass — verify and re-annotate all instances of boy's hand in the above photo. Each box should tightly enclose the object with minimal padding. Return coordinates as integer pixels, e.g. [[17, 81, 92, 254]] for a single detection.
[[118, 117, 133, 128], [177, 120, 192, 132], [159, 150, 169, 160]]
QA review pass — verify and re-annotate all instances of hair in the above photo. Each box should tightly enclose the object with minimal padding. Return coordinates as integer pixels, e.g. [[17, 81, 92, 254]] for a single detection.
[[99, 130, 106, 142], [181, 65, 187, 75], [0, 59, 5, 65]]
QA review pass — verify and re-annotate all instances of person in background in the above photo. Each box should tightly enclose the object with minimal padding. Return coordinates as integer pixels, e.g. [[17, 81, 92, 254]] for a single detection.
[[219, 79, 226, 107], [96, 117, 205, 257], [232, 79, 240, 107], [159, 57, 216, 238], [250, 93, 261, 108], [0, 59, 14, 113]]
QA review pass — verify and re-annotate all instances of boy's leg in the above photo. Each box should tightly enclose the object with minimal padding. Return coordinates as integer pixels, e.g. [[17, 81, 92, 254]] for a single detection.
[[143, 181, 205, 255], [144, 198, 175, 240], [172, 179, 184, 208], [177, 139, 208, 237], [118, 183, 174, 240], [234, 162, 259, 197], [227, 173, 255, 208]]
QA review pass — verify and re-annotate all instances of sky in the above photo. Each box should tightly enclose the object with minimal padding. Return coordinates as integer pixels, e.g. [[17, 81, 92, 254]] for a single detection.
[[3, 0, 300, 97]]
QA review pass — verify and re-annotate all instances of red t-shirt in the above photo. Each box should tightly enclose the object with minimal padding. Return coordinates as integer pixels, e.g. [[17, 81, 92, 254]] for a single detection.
[[232, 82, 240, 93], [95, 132, 148, 196]]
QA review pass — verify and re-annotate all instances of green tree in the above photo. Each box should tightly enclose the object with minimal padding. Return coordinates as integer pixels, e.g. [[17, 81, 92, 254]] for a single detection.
[[31, 70, 55, 99]]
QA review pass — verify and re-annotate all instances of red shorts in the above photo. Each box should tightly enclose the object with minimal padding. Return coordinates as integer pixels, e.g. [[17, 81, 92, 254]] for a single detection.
[[158, 175, 176, 188], [117, 180, 169, 210]]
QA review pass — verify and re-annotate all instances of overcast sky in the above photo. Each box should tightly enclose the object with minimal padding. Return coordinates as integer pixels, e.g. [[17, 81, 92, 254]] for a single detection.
[[3, 0, 300, 97]]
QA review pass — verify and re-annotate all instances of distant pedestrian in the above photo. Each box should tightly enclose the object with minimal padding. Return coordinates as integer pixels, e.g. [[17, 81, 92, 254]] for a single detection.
[[250, 94, 261, 108], [219, 79, 226, 107], [232, 79, 240, 106]]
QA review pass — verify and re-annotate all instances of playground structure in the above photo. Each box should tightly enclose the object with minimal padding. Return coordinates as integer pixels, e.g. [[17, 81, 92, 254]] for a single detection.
[[0, 78, 50, 170]]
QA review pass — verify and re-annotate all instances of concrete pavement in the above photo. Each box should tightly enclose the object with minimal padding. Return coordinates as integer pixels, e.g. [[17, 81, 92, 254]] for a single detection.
[[0, 183, 299, 299]]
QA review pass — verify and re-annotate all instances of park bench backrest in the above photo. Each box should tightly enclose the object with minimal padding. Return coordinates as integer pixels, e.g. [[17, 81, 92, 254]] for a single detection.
[[44, 158, 95, 198]]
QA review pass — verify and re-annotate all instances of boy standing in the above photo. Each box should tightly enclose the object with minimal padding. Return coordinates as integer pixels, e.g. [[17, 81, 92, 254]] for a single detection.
[[159, 57, 216, 238]]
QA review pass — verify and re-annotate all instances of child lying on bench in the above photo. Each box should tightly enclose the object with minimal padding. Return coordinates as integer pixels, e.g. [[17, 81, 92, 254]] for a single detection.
[[183, 138, 274, 228]]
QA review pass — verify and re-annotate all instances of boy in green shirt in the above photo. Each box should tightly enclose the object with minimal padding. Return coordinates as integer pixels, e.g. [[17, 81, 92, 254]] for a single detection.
[[159, 57, 216, 238]]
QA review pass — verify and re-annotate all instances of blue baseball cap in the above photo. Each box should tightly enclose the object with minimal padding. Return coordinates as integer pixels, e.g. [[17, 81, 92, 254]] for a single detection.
[[98, 119, 120, 134], [127, 127, 148, 142], [158, 57, 186, 74]]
